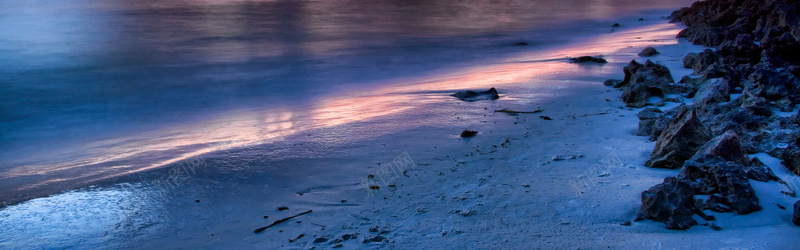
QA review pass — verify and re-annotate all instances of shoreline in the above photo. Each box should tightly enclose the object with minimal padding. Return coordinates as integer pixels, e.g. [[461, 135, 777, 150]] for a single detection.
[[2, 5, 799, 249], [0, 10, 686, 209], [0, 7, 692, 209]]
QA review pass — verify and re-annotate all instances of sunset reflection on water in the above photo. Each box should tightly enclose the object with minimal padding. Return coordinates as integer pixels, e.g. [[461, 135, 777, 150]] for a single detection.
[[0, 23, 685, 204]]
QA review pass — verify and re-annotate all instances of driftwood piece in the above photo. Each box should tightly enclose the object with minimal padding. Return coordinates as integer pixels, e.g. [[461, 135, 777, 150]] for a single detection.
[[494, 108, 544, 114], [289, 233, 305, 242], [254, 210, 313, 233]]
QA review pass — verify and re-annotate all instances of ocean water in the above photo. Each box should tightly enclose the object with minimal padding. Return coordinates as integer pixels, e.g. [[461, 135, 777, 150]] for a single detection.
[[0, 0, 694, 205]]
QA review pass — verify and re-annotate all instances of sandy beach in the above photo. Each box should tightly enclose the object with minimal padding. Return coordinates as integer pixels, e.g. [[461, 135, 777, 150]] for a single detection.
[[2, 3, 799, 249]]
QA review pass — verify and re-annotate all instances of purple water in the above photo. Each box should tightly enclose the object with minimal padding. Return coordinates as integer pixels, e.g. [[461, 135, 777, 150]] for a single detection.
[[0, 0, 695, 205]]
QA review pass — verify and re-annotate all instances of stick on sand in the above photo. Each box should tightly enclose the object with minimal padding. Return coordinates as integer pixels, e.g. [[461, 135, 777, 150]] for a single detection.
[[494, 108, 544, 114], [253, 209, 313, 233]]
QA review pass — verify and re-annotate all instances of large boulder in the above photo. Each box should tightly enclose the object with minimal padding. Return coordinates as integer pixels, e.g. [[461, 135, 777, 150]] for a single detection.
[[700, 96, 769, 137], [679, 157, 763, 215], [635, 177, 708, 230], [646, 107, 712, 169], [697, 62, 737, 83], [741, 92, 773, 117], [743, 120, 799, 154], [761, 32, 800, 66], [693, 78, 731, 105], [689, 130, 749, 166], [620, 60, 676, 108], [747, 63, 800, 103], [718, 34, 762, 66]]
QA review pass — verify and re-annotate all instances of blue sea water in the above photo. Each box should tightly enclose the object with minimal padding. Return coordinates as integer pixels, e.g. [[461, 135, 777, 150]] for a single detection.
[[0, 0, 694, 205]]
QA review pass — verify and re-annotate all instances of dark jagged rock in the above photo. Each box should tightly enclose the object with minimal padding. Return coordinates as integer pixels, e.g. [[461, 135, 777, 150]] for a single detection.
[[646, 107, 712, 169], [460, 130, 478, 138], [746, 157, 781, 182], [679, 157, 762, 214], [635, 0, 800, 229], [779, 146, 800, 175], [619, 60, 643, 87], [690, 49, 720, 75], [762, 32, 800, 66], [741, 92, 773, 117], [604, 79, 622, 87], [635, 177, 708, 230], [748, 65, 800, 103], [794, 201, 800, 226], [699, 96, 770, 136], [672, 82, 700, 102], [693, 78, 731, 105], [569, 56, 608, 64], [620, 60, 675, 107], [719, 34, 762, 66], [677, 26, 727, 47], [639, 46, 660, 57], [637, 107, 683, 141], [637, 108, 663, 137], [689, 130, 749, 166], [742, 120, 800, 154], [775, 98, 795, 112], [451, 87, 499, 102], [678, 75, 697, 84], [703, 194, 733, 212], [683, 52, 699, 69]]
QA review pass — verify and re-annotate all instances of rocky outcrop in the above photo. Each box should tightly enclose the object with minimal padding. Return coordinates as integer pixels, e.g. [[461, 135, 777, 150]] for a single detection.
[[628, 0, 800, 230], [635, 177, 710, 230], [451, 88, 499, 102], [646, 107, 712, 169]]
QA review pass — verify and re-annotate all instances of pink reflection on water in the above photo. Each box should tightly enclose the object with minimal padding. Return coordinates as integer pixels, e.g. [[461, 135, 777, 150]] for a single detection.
[[1, 23, 684, 204]]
